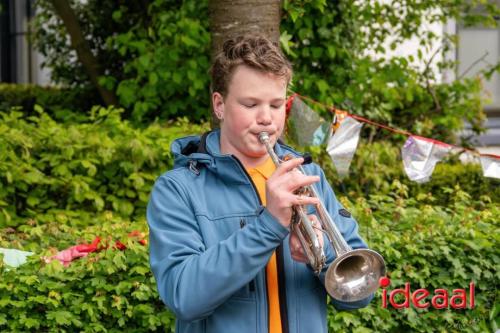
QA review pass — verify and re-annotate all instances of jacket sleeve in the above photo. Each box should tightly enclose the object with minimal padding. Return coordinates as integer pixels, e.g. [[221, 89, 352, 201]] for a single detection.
[[312, 165, 375, 310], [147, 173, 289, 321]]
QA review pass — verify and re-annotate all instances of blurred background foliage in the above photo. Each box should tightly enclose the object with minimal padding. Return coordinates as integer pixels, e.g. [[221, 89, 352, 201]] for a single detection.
[[27, 0, 500, 142]]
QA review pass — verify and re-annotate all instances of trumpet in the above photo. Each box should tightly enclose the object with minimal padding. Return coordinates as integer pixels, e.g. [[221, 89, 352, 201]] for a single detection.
[[259, 132, 386, 302]]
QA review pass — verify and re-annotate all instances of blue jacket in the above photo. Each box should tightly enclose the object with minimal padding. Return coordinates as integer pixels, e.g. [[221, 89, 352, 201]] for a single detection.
[[147, 130, 374, 333]]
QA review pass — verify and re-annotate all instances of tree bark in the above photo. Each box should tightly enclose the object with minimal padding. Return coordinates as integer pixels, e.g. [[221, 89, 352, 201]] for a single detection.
[[209, 0, 281, 56], [208, 0, 282, 128], [49, 0, 118, 106]]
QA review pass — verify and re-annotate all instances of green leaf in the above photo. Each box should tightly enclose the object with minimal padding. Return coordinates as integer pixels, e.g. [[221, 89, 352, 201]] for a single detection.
[[27, 196, 40, 207], [33, 104, 44, 114], [47, 310, 73, 326]]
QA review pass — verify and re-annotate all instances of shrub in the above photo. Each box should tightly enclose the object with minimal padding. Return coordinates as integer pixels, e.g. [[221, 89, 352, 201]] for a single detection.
[[0, 214, 174, 332], [328, 185, 499, 333], [0, 191, 497, 332], [0, 106, 209, 227], [33, 0, 211, 123], [0, 84, 97, 122]]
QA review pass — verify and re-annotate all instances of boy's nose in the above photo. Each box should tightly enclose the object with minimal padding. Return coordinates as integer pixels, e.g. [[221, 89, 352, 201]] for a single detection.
[[257, 106, 272, 125]]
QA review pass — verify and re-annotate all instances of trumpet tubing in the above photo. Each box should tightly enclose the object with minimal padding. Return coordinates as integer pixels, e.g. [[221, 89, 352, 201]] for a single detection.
[[258, 131, 386, 302]]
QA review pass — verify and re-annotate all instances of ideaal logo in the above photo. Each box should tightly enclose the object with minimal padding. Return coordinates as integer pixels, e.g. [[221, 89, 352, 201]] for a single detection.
[[379, 277, 475, 309]]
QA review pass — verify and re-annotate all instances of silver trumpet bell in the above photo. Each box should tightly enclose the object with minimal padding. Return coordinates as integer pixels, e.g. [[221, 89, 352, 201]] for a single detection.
[[258, 132, 386, 302]]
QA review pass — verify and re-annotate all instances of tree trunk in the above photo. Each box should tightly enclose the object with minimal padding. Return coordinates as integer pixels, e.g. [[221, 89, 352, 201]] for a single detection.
[[49, 0, 118, 106], [208, 0, 282, 128]]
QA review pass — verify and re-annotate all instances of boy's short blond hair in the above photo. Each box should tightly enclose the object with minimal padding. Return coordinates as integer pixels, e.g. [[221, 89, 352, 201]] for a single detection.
[[210, 34, 292, 97]]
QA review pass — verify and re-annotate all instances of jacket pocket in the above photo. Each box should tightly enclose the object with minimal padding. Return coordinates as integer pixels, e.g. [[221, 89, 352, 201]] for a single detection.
[[197, 214, 253, 248], [232, 282, 253, 299]]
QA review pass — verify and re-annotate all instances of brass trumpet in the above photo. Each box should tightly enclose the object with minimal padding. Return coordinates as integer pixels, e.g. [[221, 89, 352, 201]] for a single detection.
[[259, 132, 386, 302]]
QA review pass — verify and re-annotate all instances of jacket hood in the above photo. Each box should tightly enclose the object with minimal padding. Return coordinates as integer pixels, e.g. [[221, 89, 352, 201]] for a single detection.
[[170, 130, 303, 183]]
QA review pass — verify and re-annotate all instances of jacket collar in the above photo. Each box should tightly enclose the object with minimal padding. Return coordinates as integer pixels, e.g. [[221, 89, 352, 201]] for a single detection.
[[171, 129, 303, 184]]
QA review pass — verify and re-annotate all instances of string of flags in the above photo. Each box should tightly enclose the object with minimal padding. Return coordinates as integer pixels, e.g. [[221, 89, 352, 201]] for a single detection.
[[285, 93, 500, 181]]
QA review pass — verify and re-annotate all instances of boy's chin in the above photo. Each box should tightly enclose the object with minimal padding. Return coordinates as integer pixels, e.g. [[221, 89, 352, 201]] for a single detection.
[[244, 147, 268, 158]]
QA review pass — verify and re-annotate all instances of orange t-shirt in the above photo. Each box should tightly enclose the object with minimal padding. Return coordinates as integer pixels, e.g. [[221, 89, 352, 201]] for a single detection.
[[246, 157, 282, 333]]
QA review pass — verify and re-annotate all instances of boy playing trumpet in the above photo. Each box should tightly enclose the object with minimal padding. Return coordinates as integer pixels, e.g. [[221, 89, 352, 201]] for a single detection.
[[147, 34, 374, 333]]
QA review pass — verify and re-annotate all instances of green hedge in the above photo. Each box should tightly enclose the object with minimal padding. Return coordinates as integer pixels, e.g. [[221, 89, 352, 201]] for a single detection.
[[0, 84, 98, 122], [0, 191, 498, 332], [338, 186, 499, 333], [2, 106, 497, 229], [0, 215, 173, 332], [0, 107, 209, 227]]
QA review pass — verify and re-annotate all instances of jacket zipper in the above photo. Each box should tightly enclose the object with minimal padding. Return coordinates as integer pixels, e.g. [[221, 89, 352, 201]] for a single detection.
[[231, 155, 269, 327], [232, 155, 260, 294], [231, 155, 263, 205], [231, 154, 289, 333], [277, 245, 290, 333]]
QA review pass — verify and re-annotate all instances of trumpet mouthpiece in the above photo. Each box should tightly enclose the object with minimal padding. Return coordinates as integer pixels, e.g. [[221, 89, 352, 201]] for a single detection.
[[258, 132, 270, 143]]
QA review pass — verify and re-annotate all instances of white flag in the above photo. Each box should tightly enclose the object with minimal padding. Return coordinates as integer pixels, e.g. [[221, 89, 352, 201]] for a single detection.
[[326, 116, 363, 178], [480, 155, 500, 179], [401, 136, 452, 183]]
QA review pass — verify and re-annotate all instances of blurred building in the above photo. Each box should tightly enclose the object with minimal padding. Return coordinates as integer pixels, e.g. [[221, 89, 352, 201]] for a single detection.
[[0, 0, 50, 85], [452, 11, 500, 147]]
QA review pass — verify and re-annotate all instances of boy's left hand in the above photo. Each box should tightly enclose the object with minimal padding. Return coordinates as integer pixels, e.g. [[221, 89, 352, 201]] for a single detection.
[[289, 214, 324, 263]]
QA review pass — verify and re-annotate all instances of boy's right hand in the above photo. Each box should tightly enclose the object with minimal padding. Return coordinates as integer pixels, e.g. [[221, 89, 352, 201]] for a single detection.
[[265, 157, 320, 228]]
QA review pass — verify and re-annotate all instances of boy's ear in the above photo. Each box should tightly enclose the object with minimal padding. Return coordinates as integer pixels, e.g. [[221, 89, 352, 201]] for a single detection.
[[212, 92, 224, 120]]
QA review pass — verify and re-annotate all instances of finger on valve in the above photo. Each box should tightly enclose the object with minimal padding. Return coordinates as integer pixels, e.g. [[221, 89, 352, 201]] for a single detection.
[[308, 214, 321, 229], [289, 233, 307, 263], [308, 214, 324, 249], [290, 232, 303, 253]]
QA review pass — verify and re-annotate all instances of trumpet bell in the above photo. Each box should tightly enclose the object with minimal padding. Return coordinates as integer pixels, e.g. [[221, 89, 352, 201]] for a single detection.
[[324, 248, 386, 302]]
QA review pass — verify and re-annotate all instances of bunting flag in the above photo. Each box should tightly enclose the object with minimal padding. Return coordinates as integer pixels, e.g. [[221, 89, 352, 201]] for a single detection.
[[401, 136, 452, 183], [0, 248, 33, 268], [43, 231, 147, 267], [284, 92, 500, 183], [479, 155, 500, 179], [44, 237, 102, 267], [312, 122, 332, 146], [286, 96, 329, 146], [333, 110, 349, 130], [327, 116, 363, 178]]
